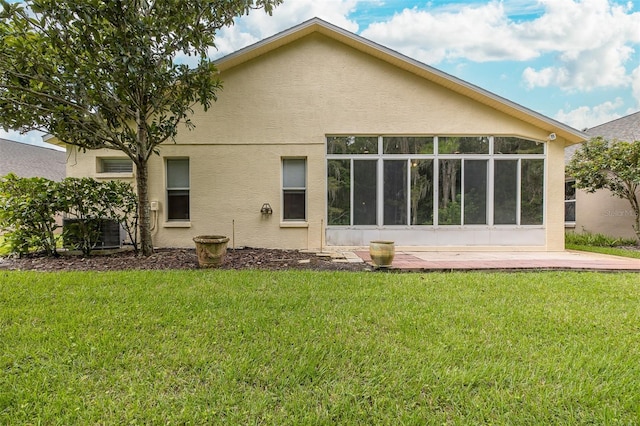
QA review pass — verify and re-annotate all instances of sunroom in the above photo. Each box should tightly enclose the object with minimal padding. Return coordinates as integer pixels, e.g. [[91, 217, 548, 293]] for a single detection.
[[325, 135, 546, 247]]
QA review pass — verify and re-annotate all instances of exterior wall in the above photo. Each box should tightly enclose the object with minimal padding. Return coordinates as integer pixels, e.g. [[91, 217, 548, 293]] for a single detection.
[[570, 189, 638, 240], [65, 33, 570, 250], [545, 139, 567, 250]]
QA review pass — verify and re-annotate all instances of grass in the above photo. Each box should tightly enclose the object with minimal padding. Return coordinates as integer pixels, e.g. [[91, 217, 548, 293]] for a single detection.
[[566, 232, 640, 259], [1, 270, 640, 424]]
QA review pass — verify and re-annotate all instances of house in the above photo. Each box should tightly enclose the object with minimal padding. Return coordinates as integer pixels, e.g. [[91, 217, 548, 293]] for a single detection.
[[0, 138, 65, 181], [55, 18, 586, 251], [565, 111, 640, 240]]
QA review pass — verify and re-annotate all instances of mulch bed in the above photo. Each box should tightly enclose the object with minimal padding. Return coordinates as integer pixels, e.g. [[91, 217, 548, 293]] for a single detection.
[[0, 247, 371, 272]]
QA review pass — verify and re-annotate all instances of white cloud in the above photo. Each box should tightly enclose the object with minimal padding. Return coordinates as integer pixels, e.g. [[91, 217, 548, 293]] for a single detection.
[[210, 0, 360, 59], [520, 0, 640, 91], [554, 98, 625, 129], [632, 65, 640, 108], [361, 2, 540, 64], [356, 0, 640, 94]]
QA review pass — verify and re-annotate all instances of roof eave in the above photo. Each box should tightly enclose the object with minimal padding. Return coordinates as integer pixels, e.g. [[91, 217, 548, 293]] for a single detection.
[[215, 18, 587, 145]]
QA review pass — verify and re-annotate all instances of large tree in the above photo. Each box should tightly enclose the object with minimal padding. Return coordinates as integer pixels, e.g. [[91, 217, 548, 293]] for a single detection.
[[567, 137, 640, 243], [0, 0, 280, 255]]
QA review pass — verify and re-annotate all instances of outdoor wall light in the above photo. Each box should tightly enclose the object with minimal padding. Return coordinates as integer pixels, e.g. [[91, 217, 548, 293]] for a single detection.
[[260, 203, 273, 215]]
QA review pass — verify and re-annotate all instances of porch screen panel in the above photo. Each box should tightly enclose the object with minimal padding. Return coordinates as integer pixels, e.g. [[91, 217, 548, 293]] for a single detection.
[[383, 137, 434, 154], [438, 159, 461, 225], [384, 160, 407, 225], [411, 160, 433, 225], [327, 160, 351, 225], [354, 160, 377, 225], [521, 159, 544, 225], [494, 160, 518, 224], [327, 136, 378, 155], [464, 160, 488, 225]]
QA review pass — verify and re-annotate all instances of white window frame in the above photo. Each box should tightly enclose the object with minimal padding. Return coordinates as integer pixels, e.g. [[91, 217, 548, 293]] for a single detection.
[[326, 135, 546, 228], [165, 158, 190, 222], [97, 157, 134, 176], [565, 178, 576, 226], [282, 158, 307, 222]]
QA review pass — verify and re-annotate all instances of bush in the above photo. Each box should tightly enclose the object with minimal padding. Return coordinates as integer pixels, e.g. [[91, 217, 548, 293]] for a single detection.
[[565, 231, 636, 247], [0, 175, 138, 256], [0, 173, 62, 256]]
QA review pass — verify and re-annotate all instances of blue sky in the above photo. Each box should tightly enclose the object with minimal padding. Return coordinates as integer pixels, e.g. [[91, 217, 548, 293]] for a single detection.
[[4, 0, 640, 147]]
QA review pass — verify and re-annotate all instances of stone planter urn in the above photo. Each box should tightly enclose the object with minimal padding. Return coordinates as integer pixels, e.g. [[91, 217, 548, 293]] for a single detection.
[[369, 240, 395, 268], [193, 235, 229, 268]]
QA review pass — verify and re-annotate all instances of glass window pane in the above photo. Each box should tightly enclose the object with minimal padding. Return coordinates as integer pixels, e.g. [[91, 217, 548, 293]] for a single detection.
[[494, 160, 518, 224], [565, 180, 576, 200], [167, 190, 189, 220], [383, 137, 434, 154], [167, 159, 189, 188], [283, 190, 305, 220], [494, 137, 544, 154], [327, 136, 378, 155], [384, 160, 407, 225], [283, 159, 305, 188], [565, 201, 576, 222], [438, 159, 461, 225], [411, 160, 433, 225], [565, 180, 576, 222], [438, 137, 489, 154], [354, 160, 377, 225], [327, 160, 351, 225], [101, 158, 133, 173], [464, 160, 487, 225], [521, 159, 544, 225]]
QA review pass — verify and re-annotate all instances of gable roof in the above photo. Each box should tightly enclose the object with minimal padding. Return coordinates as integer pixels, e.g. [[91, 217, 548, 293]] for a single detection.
[[216, 17, 587, 145], [0, 138, 66, 181], [585, 110, 640, 141]]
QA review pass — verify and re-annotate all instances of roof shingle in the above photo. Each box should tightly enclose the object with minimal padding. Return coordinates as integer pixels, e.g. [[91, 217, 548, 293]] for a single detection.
[[0, 138, 66, 181]]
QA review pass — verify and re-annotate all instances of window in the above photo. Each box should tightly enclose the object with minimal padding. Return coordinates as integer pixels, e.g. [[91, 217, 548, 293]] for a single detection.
[[166, 158, 189, 221], [282, 158, 306, 221], [99, 158, 133, 173], [327, 136, 545, 227], [565, 179, 576, 223]]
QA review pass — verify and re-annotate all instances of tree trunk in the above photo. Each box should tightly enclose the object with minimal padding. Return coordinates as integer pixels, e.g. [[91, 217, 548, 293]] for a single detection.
[[136, 161, 154, 256]]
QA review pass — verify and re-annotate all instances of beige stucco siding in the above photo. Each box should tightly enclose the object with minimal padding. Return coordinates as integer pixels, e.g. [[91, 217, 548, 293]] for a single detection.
[[64, 30, 577, 250], [545, 139, 567, 250], [570, 190, 638, 240], [186, 34, 552, 143]]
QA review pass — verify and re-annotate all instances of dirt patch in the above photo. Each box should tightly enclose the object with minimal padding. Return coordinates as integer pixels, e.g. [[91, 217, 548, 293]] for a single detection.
[[0, 247, 371, 272]]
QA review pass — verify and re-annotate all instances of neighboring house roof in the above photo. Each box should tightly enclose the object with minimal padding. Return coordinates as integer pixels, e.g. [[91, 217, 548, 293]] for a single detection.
[[585, 110, 640, 141], [565, 110, 640, 163], [0, 138, 66, 181], [216, 17, 587, 145]]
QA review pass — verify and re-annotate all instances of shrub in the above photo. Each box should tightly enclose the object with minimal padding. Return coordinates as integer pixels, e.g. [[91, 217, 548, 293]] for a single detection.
[[565, 231, 636, 247], [0, 175, 138, 256], [0, 173, 62, 256]]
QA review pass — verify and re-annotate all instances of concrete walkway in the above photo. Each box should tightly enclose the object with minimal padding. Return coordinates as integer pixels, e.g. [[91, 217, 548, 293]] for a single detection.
[[351, 250, 640, 272]]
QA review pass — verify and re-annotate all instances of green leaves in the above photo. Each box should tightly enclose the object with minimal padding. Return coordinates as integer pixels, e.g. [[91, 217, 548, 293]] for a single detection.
[[0, 175, 138, 256], [0, 0, 282, 254], [567, 137, 640, 242]]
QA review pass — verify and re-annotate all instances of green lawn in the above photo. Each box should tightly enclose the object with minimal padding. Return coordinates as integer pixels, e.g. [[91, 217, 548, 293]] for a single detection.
[[1, 270, 639, 424], [566, 243, 640, 259]]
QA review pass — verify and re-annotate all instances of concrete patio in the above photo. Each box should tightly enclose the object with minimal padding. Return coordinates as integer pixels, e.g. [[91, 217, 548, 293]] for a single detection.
[[350, 250, 640, 272]]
